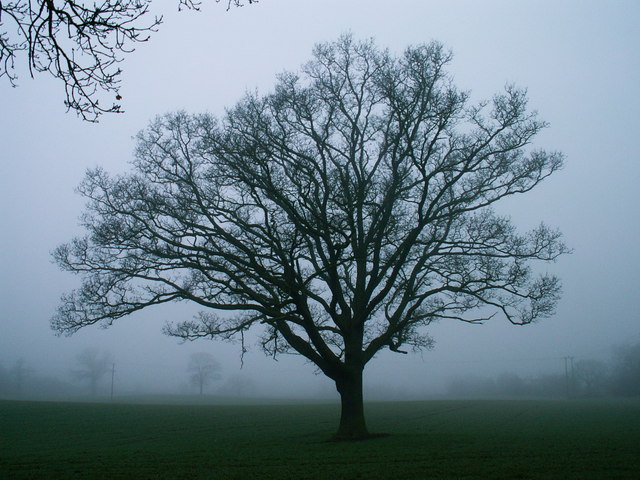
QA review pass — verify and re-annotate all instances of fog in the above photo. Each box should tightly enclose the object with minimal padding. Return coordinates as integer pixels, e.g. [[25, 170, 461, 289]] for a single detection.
[[1, 0, 639, 402]]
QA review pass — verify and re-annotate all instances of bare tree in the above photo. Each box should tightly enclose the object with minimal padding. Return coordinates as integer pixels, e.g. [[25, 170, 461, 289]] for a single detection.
[[220, 374, 255, 398], [610, 341, 640, 397], [72, 348, 113, 396], [574, 359, 607, 396], [187, 352, 221, 395], [0, 363, 9, 395], [0, 0, 256, 121], [9, 358, 32, 395], [52, 35, 568, 439]]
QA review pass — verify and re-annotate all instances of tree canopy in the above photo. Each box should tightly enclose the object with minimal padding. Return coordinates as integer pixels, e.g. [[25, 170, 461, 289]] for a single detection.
[[0, 0, 256, 121], [53, 35, 568, 438]]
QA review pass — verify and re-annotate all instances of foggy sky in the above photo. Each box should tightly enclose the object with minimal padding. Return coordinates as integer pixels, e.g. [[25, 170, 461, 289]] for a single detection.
[[1, 0, 639, 398]]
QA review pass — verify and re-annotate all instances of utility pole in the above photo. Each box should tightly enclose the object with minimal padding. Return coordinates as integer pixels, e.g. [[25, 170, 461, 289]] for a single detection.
[[110, 363, 115, 401]]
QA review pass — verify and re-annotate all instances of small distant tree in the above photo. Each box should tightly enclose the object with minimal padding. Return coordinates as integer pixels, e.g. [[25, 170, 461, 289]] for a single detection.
[[529, 373, 565, 398], [72, 348, 113, 396], [0, 363, 9, 395], [9, 358, 32, 395], [446, 376, 497, 398], [610, 342, 640, 397], [220, 374, 256, 398], [574, 359, 607, 396], [496, 372, 527, 397], [187, 352, 221, 395], [53, 35, 568, 439]]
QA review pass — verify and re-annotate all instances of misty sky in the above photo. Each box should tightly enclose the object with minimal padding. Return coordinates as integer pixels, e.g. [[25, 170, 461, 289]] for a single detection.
[[1, 0, 639, 397]]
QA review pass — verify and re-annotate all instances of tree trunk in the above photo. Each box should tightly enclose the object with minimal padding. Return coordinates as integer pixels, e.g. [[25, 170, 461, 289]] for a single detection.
[[334, 367, 369, 440]]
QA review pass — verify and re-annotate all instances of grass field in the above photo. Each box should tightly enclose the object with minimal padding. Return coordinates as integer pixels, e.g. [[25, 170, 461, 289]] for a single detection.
[[1, 398, 639, 479]]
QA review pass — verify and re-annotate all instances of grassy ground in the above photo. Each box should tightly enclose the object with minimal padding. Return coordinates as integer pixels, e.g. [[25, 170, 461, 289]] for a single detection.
[[1, 398, 639, 479]]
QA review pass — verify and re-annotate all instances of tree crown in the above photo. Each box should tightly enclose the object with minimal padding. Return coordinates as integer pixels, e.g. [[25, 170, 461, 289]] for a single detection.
[[53, 35, 568, 379]]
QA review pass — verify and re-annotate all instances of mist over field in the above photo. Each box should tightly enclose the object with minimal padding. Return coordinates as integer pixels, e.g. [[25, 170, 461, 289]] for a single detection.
[[1, 0, 639, 406]]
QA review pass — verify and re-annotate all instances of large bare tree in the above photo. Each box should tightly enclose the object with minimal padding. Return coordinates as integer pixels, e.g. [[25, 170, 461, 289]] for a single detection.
[[0, 0, 256, 121], [53, 35, 568, 439]]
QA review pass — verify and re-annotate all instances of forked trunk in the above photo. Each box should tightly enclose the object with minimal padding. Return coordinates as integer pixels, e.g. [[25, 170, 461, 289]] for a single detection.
[[334, 368, 369, 440]]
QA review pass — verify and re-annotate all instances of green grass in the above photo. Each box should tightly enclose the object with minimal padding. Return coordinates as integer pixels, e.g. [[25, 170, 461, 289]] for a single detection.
[[1, 398, 639, 479]]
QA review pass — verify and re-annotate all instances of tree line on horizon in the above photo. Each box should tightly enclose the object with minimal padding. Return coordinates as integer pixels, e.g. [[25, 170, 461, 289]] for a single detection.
[[446, 341, 640, 399], [0, 348, 245, 398], [2, 341, 639, 400]]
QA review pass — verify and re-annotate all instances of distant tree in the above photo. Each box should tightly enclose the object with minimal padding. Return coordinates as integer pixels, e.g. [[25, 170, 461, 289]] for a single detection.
[[0, 362, 9, 395], [187, 352, 221, 395], [72, 348, 113, 396], [0, 0, 256, 121], [220, 374, 256, 398], [610, 342, 640, 397], [52, 35, 568, 439], [446, 376, 497, 398], [529, 373, 565, 398], [574, 359, 607, 396], [9, 358, 32, 395], [496, 372, 527, 397]]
